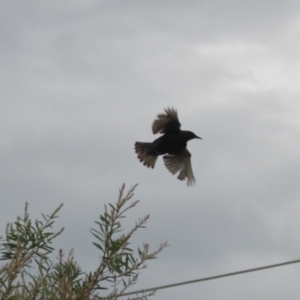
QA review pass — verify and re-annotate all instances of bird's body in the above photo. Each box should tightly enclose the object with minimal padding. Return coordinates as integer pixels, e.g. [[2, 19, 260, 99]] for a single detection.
[[135, 108, 201, 186]]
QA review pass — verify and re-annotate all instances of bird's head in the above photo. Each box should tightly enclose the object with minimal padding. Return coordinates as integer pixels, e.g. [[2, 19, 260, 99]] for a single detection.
[[183, 131, 202, 141]]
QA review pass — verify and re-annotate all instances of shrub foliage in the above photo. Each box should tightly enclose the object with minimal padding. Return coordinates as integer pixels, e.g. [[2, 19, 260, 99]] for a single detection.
[[0, 184, 167, 300]]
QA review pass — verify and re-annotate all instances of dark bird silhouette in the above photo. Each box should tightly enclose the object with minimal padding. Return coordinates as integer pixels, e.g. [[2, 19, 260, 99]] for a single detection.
[[134, 107, 201, 186]]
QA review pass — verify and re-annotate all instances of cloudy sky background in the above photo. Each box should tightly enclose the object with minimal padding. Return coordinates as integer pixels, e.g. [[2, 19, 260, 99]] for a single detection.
[[1, 0, 300, 299]]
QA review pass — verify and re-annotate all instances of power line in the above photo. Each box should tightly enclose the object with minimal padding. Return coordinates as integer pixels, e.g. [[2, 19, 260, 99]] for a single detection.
[[117, 258, 300, 298]]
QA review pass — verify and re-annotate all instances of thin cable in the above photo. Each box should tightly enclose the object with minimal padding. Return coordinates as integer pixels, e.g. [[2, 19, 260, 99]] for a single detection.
[[117, 258, 300, 298]]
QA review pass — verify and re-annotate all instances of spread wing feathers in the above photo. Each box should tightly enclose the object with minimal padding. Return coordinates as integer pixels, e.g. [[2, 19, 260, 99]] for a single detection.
[[163, 149, 196, 186], [152, 107, 181, 134], [135, 142, 158, 168]]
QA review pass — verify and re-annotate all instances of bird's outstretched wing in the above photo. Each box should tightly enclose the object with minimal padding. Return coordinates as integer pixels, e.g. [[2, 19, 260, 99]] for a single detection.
[[163, 149, 196, 187], [152, 107, 181, 134]]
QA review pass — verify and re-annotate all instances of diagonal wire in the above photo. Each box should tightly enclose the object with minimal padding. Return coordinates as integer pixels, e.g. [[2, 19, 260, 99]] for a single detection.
[[117, 258, 300, 298]]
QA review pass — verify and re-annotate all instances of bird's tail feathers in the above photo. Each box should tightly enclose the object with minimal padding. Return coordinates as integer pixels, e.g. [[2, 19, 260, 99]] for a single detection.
[[135, 142, 158, 168]]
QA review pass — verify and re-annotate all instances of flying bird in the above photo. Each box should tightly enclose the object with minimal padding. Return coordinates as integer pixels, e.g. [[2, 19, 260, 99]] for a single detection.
[[134, 107, 201, 186]]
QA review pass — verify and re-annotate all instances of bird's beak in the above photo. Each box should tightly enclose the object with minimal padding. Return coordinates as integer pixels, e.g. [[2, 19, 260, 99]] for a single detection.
[[196, 135, 202, 139]]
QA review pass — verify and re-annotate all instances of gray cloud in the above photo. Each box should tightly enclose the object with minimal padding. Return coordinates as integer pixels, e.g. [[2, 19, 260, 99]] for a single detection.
[[1, 1, 300, 299]]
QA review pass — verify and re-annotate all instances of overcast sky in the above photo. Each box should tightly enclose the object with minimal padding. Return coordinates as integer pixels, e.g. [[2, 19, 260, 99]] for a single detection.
[[1, 1, 300, 299]]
